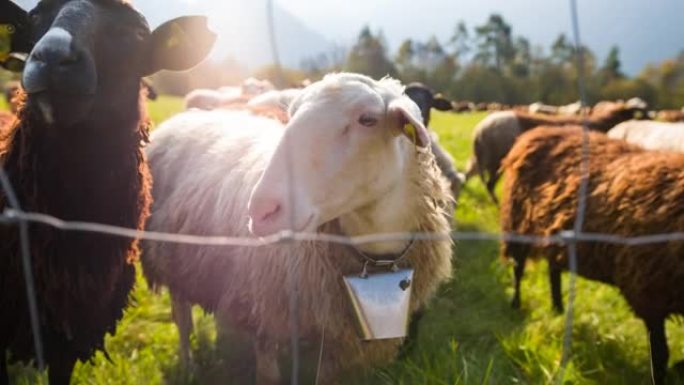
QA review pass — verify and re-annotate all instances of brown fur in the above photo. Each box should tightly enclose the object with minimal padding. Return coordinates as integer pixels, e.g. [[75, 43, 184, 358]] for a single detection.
[[500, 126, 684, 384], [514, 102, 641, 133], [0, 111, 15, 135], [656, 109, 684, 123], [0, 87, 151, 380], [468, 103, 644, 205]]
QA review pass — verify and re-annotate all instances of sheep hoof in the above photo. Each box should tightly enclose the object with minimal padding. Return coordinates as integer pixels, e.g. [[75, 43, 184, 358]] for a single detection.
[[510, 297, 521, 309]]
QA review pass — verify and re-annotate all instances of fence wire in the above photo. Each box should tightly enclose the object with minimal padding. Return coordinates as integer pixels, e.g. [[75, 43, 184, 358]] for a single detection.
[[558, 0, 591, 382], [2, 0, 682, 383]]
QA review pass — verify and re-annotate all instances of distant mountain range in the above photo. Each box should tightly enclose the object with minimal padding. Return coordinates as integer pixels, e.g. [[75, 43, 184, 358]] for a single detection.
[[126, 0, 338, 70], [11, 0, 684, 75]]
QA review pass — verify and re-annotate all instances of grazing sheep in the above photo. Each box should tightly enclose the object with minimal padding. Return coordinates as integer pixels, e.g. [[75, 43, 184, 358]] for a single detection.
[[185, 78, 277, 110], [247, 87, 302, 112], [500, 126, 684, 385], [241, 76, 276, 96], [656, 109, 684, 123], [529, 101, 592, 116], [474, 102, 488, 111], [184, 88, 240, 110], [466, 102, 644, 204], [528, 101, 559, 115], [452, 100, 475, 113], [404, 82, 465, 201], [0, 2, 215, 384], [142, 73, 453, 384], [608, 120, 684, 152]]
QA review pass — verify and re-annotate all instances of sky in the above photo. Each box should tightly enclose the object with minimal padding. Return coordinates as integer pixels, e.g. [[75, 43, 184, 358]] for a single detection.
[[11, 0, 684, 75]]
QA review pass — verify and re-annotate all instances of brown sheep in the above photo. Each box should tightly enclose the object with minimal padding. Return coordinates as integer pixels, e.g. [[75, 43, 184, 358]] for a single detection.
[[500, 126, 684, 385], [0, 3, 215, 384], [656, 109, 684, 122], [466, 102, 645, 204]]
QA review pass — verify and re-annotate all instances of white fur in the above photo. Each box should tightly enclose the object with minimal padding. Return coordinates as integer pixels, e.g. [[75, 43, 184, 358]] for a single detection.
[[248, 73, 428, 252], [608, 120, 684, 152], [247, 88, 302, 111], [142, 73, 453, 382]]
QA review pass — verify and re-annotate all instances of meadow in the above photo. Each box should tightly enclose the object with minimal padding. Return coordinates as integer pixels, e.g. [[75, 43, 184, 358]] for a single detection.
[[5, 97, 684, 384]]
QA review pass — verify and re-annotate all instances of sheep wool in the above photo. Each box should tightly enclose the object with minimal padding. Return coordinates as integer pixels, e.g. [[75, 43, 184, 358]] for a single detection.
[[142, 103, 453, 382], [500, 125, 684, 385]]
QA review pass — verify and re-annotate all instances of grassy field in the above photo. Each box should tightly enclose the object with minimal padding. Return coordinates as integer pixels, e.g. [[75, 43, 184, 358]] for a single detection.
[[6, 98, 684, 384]]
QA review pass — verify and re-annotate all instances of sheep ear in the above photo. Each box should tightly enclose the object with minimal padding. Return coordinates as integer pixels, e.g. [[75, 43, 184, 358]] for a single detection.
[[1, 52, 26, 72], [143, 16, 216, 76], [432, 94, 453, 111], [388, 97, 430, 148], [0, 1, 33, 66]]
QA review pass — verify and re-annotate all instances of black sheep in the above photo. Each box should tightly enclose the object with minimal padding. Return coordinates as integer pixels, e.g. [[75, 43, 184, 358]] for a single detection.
[[0, 2, 215, 384]]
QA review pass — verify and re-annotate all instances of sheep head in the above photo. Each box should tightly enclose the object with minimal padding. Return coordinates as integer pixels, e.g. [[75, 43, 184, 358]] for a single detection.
[[248, 73, 429, 237], [19, 0, 215, 127]]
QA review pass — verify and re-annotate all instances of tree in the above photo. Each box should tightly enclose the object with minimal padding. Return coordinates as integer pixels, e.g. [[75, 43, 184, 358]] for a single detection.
[[474, 14, 515, 71], [550, 33, 573, 64], [344, 26, 396, 79], [449, 21, 470, 60], [600, 45, 624, 82], [510, 37, 531, 77]]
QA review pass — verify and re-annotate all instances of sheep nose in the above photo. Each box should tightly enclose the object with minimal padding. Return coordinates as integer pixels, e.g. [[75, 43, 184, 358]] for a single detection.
[[22, 27, 88, 94], [248, 198, 283, 236]]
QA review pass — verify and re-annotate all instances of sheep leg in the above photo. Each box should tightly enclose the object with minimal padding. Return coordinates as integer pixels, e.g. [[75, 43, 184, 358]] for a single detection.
[[171, 293, 193, 370], [464, 156, 478, 180], [47, 354, 76, 385], [646, 318, 669, 385], [549, 265, 564, 313], [254, 338, 281, 385], [485, 170, 500, 205], [511, 255, 526, 309]]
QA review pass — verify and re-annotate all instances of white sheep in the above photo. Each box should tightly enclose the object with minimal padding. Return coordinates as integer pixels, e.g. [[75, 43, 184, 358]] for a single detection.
[[184, 78, 276, 111], [246, 87, 302, 111], [142, 73, 454, 384], [608, 120, 684, 152], [183, 88, 239, 110]]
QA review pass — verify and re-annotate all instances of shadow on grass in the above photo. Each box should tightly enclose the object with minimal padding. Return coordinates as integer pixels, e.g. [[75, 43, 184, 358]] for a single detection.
[[160, 311, 334, 385], [161, 314, 258, 385], [360, 222, 532, 385]]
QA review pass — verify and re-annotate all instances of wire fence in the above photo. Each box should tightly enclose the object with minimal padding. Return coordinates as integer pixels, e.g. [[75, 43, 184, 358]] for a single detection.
[[2, 0, 683, 384]]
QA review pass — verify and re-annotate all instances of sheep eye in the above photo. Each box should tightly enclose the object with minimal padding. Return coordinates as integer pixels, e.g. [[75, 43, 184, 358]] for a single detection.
[[358, 114, 378, 127]]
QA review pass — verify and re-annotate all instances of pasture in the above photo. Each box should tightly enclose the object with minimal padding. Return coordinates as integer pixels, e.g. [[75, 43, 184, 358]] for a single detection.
[[4, 98, 684, 384]]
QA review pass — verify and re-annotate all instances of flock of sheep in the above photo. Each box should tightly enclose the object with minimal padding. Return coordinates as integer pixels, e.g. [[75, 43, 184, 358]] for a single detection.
[[0, 1, 683, 385]]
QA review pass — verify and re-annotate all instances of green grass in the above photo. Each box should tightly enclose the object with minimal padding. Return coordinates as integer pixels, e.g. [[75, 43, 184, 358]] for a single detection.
[[147, 96, 185, 129], [6, 104, 684, 385]]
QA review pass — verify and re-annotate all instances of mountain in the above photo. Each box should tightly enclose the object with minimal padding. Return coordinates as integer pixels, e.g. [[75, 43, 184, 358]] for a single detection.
[[12, 0, 337, 70], [123, 0, 337, 70]]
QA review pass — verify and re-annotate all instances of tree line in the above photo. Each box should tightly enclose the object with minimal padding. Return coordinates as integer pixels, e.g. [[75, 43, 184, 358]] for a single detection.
[[143, 13, 684, 109]]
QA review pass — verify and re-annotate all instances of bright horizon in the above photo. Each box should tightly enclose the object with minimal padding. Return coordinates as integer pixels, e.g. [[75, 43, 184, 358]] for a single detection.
[[11, 0, 684, 75]]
